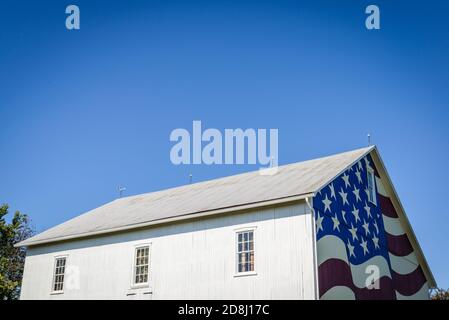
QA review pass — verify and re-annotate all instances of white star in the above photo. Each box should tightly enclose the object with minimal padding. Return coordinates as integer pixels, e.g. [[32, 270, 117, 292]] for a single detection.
[[329, 183, 336, 199], [331, 214, 340, 231], [352, 187, 361, 202], [322, 194, 332, 213], [373, 220, 379, 234], [358, 161, 363, 171], [339, 188, 349, 206], [349, 223, 358, 241], [341, 210, 347, 223], [360, 238, 369, 255], [351, 205, 360, 223], [372, 234, 380, 249], [363, 201, 372, 218], [355, 169, 362, 184], [362, 219, 370, 236], [347, 239, 356, 258], [342, 173, 351, 189], [364, 157, 370, 169], [364, 188, 370, 199], [316, 212, 324, 232]]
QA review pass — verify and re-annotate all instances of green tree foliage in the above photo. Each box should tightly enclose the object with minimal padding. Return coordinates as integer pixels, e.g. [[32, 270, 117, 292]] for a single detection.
[[0, 204, 35, 300], [431, 288, 449, 300]]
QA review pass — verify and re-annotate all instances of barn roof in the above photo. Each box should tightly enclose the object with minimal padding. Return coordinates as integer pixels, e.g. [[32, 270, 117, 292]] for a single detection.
[[18, 146, 374, 247]]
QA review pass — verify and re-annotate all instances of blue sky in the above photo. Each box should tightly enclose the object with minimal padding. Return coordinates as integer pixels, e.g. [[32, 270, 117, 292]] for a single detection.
[[0, 0, 448, 288]]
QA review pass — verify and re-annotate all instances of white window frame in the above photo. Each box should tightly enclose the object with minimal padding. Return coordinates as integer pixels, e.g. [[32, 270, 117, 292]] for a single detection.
[[51, 255, 67, 294], [234, 227, 257, 277], [131, 243, 151, 289], [367, 166, 377, 205]]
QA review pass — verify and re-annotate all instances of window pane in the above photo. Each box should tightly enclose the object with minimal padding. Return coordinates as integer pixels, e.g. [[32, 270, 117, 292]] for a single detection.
[[236, 231, 255, 273], [53, 258, 66, 292], [134, 247, 149, 284], [368, 171, 374, 188]]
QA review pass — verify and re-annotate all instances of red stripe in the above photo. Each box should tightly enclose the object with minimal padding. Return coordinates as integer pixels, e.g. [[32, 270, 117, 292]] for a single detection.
[[318, 259, 396, 300], [386, 233, 414, 256], [379, 194, 398, 218], [392, 266, 427, 297]]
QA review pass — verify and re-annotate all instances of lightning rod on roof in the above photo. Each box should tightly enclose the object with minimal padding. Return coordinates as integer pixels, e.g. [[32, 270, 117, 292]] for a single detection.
[[367, 133, 371, 146], [118, 186, 126, 198]]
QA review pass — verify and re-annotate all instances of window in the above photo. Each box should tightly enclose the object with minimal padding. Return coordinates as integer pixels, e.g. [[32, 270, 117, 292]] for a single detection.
[[367, 167, 377, 205], [133, 246, 150, 285], [236, 230, 255, 273], [52, 257, 66, 293]]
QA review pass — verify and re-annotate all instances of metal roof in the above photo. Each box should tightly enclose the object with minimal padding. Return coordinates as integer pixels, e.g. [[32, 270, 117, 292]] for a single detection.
[[18, 146, 374, 247]]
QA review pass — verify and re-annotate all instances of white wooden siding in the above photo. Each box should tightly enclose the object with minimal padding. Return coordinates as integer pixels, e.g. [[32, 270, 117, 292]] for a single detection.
[[20, 201, 316, 300]]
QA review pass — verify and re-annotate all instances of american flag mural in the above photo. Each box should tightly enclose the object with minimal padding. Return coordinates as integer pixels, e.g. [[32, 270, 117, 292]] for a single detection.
[[313, 154, 429, 299]]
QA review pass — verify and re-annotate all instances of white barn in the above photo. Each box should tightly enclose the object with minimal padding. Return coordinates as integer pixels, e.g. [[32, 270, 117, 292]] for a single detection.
[[17, 146, 436, 299]]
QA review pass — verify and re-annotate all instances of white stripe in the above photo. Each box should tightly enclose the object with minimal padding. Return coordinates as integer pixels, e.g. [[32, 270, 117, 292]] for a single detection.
[[351, 255, 391, 289], [396, 282, 429, 300], [317, 235, 347, 265], [376, 176, 387, 197], [321, 286, 355, 300], [382, 215, 405, 236], [317, 235, 392, 288], [389, 251, 419, 275]]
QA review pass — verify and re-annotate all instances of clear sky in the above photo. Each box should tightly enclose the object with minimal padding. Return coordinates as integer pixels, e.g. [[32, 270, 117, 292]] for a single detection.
[[0, 0, 448, 288]]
